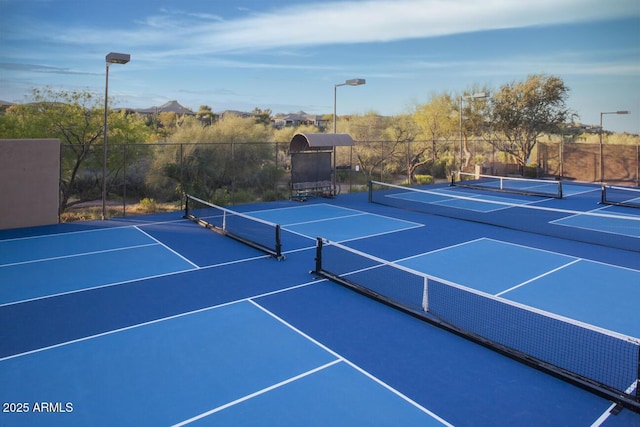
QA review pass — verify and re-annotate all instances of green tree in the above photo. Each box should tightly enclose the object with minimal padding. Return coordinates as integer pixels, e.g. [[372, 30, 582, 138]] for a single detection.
[[157, 111, 179, 137], [102, 110, 153, 199], [413, 93, 458, 178], [148, 114, 280, 203], [2, 88, 152, 211], [345, 112, 401, 181], [382, 114, 420, 183], [273, 124, 319, 143], [2, 88, 105, 211], [488, 74, 571, 173], [458, 87, 491, 171], [196, 105, 215, 126], [251, 107, 273, 126]]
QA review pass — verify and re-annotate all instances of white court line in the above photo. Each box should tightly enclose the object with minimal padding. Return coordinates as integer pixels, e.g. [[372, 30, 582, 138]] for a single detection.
[[0, 278, 322, 359], [0, 297, 236, 362], [396, 236, 638, 274], [590, 381, 638, 427], [0, 218, 188, 243], [283, 211, 424, 243], [0, 226, 129, 243], [562, 186, 600, 197], [496, 259, 583, 296], [335, 223, 424, 244], [0, 243, 159, 268], [1, 280, 452, 425], [394, 238, 488, 263], [279, 226, 318, 241], [284, 212, 367, 227], [171, 360, 343, 426], [387, 187, 550, 212], [0, 265, 199, 309], [324, 239, 639, 343], [249, 202, 423, 229], [482, 237, 639, 269], [550, 215, 640, 239], [247, 299, 453, 426], [134, 226, 200, 269], [0, 252, 273, 308], [245, 202, 364, 216]]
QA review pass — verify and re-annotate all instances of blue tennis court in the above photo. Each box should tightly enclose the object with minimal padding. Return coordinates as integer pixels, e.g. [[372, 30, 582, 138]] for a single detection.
[[552, 207, 640, 237], [1, 181, 639, 426], [395, 237, 640, 337]]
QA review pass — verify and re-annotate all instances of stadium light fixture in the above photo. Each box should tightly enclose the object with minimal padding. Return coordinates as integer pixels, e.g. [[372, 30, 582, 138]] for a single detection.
[[106, 52, 131, 65], [459, 92, 489, 174], [345, 78, 366, 86], [599, 110, 629, 183], [102, 52, 130, 220]]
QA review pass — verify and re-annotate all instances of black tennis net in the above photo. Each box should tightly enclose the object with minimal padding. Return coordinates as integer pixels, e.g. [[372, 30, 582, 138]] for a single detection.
[[184, 194, 283, 259], [312, 238, 640, 412], [452, 171, 563, 198], [601, 185, 640, 208], [369, 180, 640, 252]]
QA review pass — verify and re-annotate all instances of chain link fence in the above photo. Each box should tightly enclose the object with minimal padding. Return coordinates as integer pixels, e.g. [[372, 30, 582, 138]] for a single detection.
[[60, 141, 289, 221], [59, 139, 639, 221]]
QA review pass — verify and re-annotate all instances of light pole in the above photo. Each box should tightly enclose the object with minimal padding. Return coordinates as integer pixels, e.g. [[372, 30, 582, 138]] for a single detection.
[[333, 78, 365, 194], [333, 78, 366, 133], [599, 110, 629, 183], [102, 52, 130, 220], [458, 92, 488, 175]]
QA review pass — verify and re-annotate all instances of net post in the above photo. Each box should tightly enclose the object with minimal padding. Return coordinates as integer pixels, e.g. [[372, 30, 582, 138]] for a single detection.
[[450, 174, 455, 187], [636, 350, 639, 401], [275, 225, 283, 260], [314, 237, 323, 273], [557, 180, 563, 199], [368, 180, 373, 203], [601, 184, 607, 205], [184, 194, 190, 218]]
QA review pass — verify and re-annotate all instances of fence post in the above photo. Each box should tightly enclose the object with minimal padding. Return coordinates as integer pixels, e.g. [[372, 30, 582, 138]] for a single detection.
[[180, 143, 184, 210], [122, 143, 127, 216]]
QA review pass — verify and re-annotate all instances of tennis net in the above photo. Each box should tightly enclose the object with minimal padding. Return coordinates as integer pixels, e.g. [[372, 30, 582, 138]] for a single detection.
[[452, 171, 563, 198], [184, 194, 283, 259], [601, 185, 640, 209], [313, 238, 640, 412], [369, 180, 640, 252]]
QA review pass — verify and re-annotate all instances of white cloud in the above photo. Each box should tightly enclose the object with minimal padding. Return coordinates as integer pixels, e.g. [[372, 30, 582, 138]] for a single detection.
[[183, 0, 640, 52], [33, 0, 640, 55]]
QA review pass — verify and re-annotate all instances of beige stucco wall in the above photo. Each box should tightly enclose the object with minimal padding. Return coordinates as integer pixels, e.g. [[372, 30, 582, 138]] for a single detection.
[[0, 139, 60, 229]]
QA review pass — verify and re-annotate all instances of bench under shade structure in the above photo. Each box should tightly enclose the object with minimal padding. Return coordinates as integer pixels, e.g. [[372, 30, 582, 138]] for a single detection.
[[288, 133, 354, 200]]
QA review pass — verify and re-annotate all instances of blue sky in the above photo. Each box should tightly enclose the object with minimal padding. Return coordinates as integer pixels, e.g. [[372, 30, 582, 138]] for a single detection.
[[1, 0, 639, 133]]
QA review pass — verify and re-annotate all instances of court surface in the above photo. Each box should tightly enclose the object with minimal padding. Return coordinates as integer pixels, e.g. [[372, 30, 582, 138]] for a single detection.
[[1, 181, 639, 426]]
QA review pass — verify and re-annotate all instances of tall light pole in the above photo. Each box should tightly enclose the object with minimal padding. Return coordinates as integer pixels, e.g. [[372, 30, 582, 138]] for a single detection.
[[333, 78, 365, 194], [599, 110, 629, 183], [333, 78, 366, 133], [458, 92, 488, 175], [102, 52, 130, 220]]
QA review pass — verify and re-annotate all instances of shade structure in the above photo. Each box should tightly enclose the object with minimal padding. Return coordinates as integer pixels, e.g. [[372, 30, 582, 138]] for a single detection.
[[289, 133, 354, 153], [288, 133, 355, 199]]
